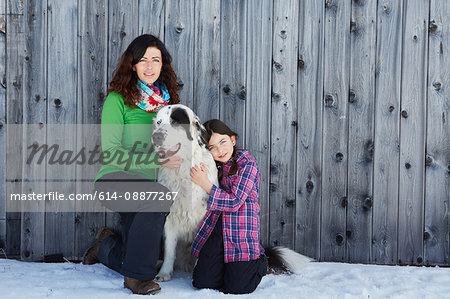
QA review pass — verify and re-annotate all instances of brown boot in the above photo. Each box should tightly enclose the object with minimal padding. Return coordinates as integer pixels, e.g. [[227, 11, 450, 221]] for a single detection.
[[82, 227, 114, 265], [124, 276, 161, 295]]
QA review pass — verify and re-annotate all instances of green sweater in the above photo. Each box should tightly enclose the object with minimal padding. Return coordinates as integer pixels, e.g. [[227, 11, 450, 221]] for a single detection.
[[95, 91, 160, 182]]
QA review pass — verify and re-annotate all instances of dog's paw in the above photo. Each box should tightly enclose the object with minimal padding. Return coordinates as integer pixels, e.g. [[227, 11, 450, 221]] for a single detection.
[[155, 272, 172, 282]]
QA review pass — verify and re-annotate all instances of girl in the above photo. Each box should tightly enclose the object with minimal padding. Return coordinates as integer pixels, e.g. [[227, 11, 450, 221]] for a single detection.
[[82, 34, 181, 295], [190, 119, 268, 294]]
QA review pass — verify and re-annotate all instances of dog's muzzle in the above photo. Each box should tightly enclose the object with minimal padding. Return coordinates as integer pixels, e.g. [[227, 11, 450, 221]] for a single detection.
[[152, 131, 165, 147]]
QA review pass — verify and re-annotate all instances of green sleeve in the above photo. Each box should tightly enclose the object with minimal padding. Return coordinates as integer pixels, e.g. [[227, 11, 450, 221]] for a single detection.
[[100, 93, 160, 171]]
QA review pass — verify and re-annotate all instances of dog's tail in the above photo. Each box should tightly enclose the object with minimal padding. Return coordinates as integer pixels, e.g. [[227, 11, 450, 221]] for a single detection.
[[264, 246, 314, 274]]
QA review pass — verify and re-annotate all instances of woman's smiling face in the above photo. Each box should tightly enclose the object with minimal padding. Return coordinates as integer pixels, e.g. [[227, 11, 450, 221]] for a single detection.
[[207, 133, 236, 163], [133, 46, 162, 85]]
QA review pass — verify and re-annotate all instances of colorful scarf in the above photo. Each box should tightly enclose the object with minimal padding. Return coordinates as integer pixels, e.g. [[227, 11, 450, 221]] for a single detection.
[[134, 79, 170, 113]]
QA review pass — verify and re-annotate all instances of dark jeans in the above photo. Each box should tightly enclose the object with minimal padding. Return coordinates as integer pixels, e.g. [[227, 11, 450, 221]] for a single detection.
[[95, 172, 168, 281], [192, 215, 268, 294]]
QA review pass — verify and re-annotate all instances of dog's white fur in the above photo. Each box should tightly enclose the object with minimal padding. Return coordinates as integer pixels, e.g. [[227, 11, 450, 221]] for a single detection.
[[152, 104, 218, 281]]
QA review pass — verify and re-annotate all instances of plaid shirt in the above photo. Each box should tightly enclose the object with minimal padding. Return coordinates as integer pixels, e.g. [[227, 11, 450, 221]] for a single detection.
[[191, 150, 265, 263]]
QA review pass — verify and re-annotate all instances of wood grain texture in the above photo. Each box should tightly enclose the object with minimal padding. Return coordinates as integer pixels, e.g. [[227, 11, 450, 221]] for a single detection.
[[245, 0, 272, 247], [45, 0, 78, 260], [139, 0, 165, 38], [397, 0, 429, 266], [219, 0, 246, 142], [320, 0, 351, 262], [20, 0, 47, 261], [74, 0, 107, 260], [193, 0, 220, 121], [269, 0, 299, 249], [295, 0, 324, 259], [372, 0, 403, 265], [346, 0, 377, 263], [0, 0, 6, 252], [164, 0, 195, 108], [5, 7, 24, 257], [424, 0, 450, 266]]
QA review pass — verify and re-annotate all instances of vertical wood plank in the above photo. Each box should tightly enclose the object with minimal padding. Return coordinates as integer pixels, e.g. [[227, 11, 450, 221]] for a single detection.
[[0, 0, 6, 252], [138, 0, 164, 39], [164, 0, 194, 109], [106, 0, 138, 231], [321, 0, 351, 262], [346, 0, 377, 263], [269, 0, 299, 249], [74, 0, 107, 260], [295, 0, 324, 259], [397, 0, 429, 266], [245, 0, 273, 247], [45, 0, 78, 260], [193, 0, 220, 121], [21, 0, 47, 261], [6, 0, 23, 14], [219, 0, 246, 141], [424, 0, 450, 266], [5, 1, 24, 257], [372, 0, 403, 265]]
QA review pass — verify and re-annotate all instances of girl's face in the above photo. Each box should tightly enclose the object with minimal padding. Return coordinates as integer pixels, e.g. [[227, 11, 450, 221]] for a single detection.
[[207, 133, 236, 163], [133, 46, 162, 85]]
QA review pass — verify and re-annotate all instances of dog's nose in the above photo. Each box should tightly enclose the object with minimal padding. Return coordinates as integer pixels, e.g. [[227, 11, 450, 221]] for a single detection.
[[152, 132, 165, 147]]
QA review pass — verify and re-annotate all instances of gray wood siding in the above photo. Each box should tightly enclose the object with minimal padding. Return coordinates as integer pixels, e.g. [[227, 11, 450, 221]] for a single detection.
[[1, 0, 449, 265]]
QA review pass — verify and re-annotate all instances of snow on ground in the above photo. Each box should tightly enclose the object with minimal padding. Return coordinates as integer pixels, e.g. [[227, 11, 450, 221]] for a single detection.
[[1, 258, 450, 299]]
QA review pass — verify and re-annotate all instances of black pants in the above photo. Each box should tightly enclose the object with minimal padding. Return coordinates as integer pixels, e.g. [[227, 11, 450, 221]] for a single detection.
[[192, 215, 268, 294], [95, 172, 168, 281]]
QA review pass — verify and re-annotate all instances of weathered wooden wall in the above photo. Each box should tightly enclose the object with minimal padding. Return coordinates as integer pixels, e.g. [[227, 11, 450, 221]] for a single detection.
[[0, 0, 449, 265]]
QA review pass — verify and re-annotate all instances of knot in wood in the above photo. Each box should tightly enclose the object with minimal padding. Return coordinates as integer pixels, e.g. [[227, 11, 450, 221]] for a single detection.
[[336, 234, 344, 245], [291, 120, 297, 127], [273, 61, 283, 72], [285, 198, 295, 207], [350, 21, 357, 32], [433, 82, 441, 91], [389, 105, 395, 112], [335, 152, 344, 162], [306, 180, 314, 193], [341, 197, 348, 208], [425, 154, 433, 166], [363, 197, 373, 211], [298, 58, 305, 69], [272, 92, 281, 101], [346, 230, 352, 238], [417, 256, 423, 264], [324, 94, 334, 107], [239, 88, 246, 100], [423, 231, 430, 240], [35, 95, 41, 102], [405, 162, 411, 169], [401, 110, 408, 118], [54, 98, 62, 107], [175, 26, 184, 33], [0, 121, 3, 130], [349, 90, 356, 103], [120, 31, 127, 38], [223, 85, 231, 94], [280, 30, 287, 39], [429, 20, 437, 33]]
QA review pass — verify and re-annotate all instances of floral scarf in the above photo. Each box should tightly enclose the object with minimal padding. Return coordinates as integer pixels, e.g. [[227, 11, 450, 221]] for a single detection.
[[134, 79, 170, 113]]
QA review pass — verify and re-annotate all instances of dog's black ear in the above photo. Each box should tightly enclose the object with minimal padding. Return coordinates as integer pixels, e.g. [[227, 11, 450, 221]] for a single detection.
[[194, 120, 208, 147], [170, 107, 193, 140]]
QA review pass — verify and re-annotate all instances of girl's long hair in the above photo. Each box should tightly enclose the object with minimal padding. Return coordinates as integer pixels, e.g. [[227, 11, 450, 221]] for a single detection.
[[203, 119, 239, 181], [108, 34, 180, 107]]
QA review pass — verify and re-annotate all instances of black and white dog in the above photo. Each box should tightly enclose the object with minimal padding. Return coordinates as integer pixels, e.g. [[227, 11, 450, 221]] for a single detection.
[[152, 104, 313, 281]]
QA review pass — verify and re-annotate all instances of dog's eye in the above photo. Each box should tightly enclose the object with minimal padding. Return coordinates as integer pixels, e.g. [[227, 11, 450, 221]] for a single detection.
[[157, 120, 162, 125]]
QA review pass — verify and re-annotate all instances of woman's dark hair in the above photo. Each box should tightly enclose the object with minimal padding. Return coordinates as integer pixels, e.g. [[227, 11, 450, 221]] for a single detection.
[[108, 34, 180, 107], [203, 119, 239, 181]]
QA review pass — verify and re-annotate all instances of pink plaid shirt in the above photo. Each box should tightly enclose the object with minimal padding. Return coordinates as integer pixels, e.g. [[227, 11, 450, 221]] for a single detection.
[[191, 150, 265, 263]]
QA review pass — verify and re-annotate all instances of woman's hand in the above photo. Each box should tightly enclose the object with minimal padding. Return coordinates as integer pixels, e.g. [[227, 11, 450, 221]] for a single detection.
[[190, 164, 213, 194], [160, 155, 183, 168]]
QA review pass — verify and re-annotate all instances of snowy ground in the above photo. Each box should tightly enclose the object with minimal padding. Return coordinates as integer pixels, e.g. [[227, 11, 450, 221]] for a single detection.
[[1, 258, 450, 299]]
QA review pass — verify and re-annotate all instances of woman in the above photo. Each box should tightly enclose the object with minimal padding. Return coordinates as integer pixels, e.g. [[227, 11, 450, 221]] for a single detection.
[[82, 34, 181, 295]]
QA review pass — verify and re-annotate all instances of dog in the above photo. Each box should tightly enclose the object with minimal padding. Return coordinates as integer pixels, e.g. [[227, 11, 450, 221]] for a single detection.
[[152, 104, 314, 281], [152, 104, 219, 281]]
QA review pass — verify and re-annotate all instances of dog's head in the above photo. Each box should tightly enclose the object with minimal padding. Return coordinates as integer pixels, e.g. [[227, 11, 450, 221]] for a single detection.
[[152, 104, 208, 159]]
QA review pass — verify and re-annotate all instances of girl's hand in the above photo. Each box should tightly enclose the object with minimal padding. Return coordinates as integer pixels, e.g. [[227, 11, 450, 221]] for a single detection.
[[160, 155, 183, 168], [190, 164, 213, 194]]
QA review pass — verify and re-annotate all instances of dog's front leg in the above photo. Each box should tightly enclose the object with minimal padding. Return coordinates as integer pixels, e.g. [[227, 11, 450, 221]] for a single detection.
[[155, 219, 177, 282]]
